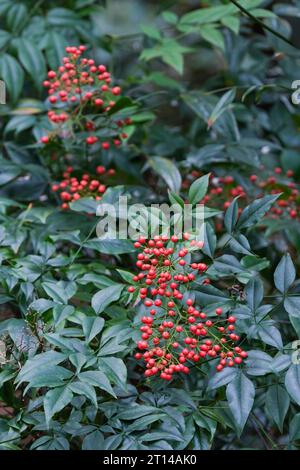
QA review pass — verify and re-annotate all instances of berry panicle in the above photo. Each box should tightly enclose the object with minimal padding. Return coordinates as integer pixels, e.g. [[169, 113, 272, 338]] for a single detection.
[[129, 235, 247, 381], [40, 45, 131, 150]]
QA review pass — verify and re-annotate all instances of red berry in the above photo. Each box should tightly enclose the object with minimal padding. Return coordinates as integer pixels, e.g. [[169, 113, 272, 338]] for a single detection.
[[40, 136, 49, 144]]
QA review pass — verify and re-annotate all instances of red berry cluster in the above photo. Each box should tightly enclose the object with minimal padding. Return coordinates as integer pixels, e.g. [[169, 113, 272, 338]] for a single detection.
[[129, 235, 247, 380], [183, 168, 299, 222], [40, 45, 131, 149], [249, 169, 299, 220], [51, 166, 115, 209]]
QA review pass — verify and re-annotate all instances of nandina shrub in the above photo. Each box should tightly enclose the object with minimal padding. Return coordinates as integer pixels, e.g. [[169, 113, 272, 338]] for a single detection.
[[0, 173, 300, 450], [34, 47, 145, 211], [38, 46, 133, 208], [1, 0, 300, 453], [40, 45, 128, 153], [51, 166, 116, 209], [181, 168, 300, 250]]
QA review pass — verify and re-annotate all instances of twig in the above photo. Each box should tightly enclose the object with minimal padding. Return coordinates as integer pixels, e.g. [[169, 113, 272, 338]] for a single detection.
[[229, 0, 296, 48]]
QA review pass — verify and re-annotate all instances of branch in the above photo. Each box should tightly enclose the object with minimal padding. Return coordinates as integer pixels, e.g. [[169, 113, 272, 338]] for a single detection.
[[229, 0, 297, 49]]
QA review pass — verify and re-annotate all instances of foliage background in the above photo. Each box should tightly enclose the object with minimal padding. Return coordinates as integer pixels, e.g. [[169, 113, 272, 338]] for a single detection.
[[0, 0, 300, 450]]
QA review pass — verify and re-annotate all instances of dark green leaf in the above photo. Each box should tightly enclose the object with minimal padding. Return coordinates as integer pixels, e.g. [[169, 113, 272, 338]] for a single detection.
[[17, 39, 46, 89], [274, 253, 295, 294], [92, 284, 124, 314], [265, 384, 290, 432], [44, 386, 73, 425], [148, 156, 182, 193], [236, 195, 279, 230], [0, 53, 24, 103], [226, 372, 255, 436], [285, 364, 300, 405], [188, 173, 210, 205]]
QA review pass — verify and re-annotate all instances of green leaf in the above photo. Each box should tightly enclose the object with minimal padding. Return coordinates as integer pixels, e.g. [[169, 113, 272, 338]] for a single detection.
[[98, 356, 127, 389], [285, 364, 300, 405], [250, 8, 276, 18], [69, 197, 99, 213], [239, 0, 264, 8], [92, 284, 124, 315], [0, 29, 11, 48], [180, 5, 234, 25], [265, 384, 289, 432], [188, 173, 210, 205], [98, 337, 128, 356], [0, 0, 12, 16], [85, 239, 135, 255], [0, 162, 21, 185], [221, 15, 240, 34], [224, 197, 239, 233], [207, 367, 239, 390], [42, 281, 77, 304], [200, 25, 225, 51], [16, 39, 46, 89], [140, 24, 161, 40], [82, 431, 105, 450], [168, 190, 184, 207], [44, 386, 73, 426], [22, 366, 73, 392], [245, 277, 263, 311], [140, 431, 184, 443], [162, 48, 184, 75], [0, 53, 24, 103], [236, 195, 279, 230], [6, 3, 27, 31], [208, 89, 236, 128], [140, 48, 162, 62], [226, 372, 255, 436], [213, 254, 244, 276], [148, 156, 182, 193], [258, 325, 283, 350], [17, 351, 66, 383], [160, 38, 191, 74], [289, 413, 300, 442], [193, 284, 230, 306], [82, 317, 105, 343], [241, 255, 269, 271], [68, 381, 97, 407], [46, 8, 79, 26], [272, 354, 291, 374], [116, 269, 133, 284], [162, 11, 178, 25], [75, 0, 97, 7], [284, 296, 300, 337], [78, 370, 116, 397], [202, 223, 216, 259], [117, 405, 159, 420], [53, 305, 75, 326], [31, 435, 69, 450], [4, 115, 36, 135], [274, 253, 295, 294], [229, 234, 252, 256], [30, 298, 54, 313], [127, 414, 166, 432], [245, 350, 273, 376], [45, 31, 68, 70], [194, 411, 217, 439]]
